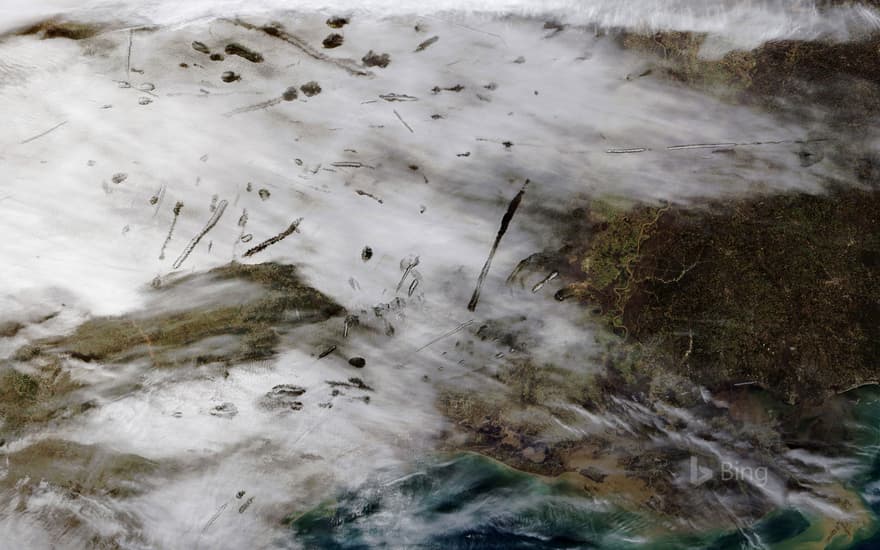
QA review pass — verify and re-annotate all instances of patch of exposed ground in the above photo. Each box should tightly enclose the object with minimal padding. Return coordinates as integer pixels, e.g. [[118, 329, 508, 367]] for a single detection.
[[32, 262, 343, 367], [619, 31, 880, 124], [0, 354, 89, 440], [437, 184, 878, 532], [0, 262, 343, 440], [2, 438, 159, 497], [0, 438, 168, 547], [565, 186, 880, 404], [17, 19, 105, 40]]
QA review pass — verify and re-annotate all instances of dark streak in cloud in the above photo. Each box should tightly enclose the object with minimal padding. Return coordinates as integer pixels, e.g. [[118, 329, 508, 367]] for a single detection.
[[243, 218, 303, 258], [467, 180, 529, 312], [172, 200, 227, 269]]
